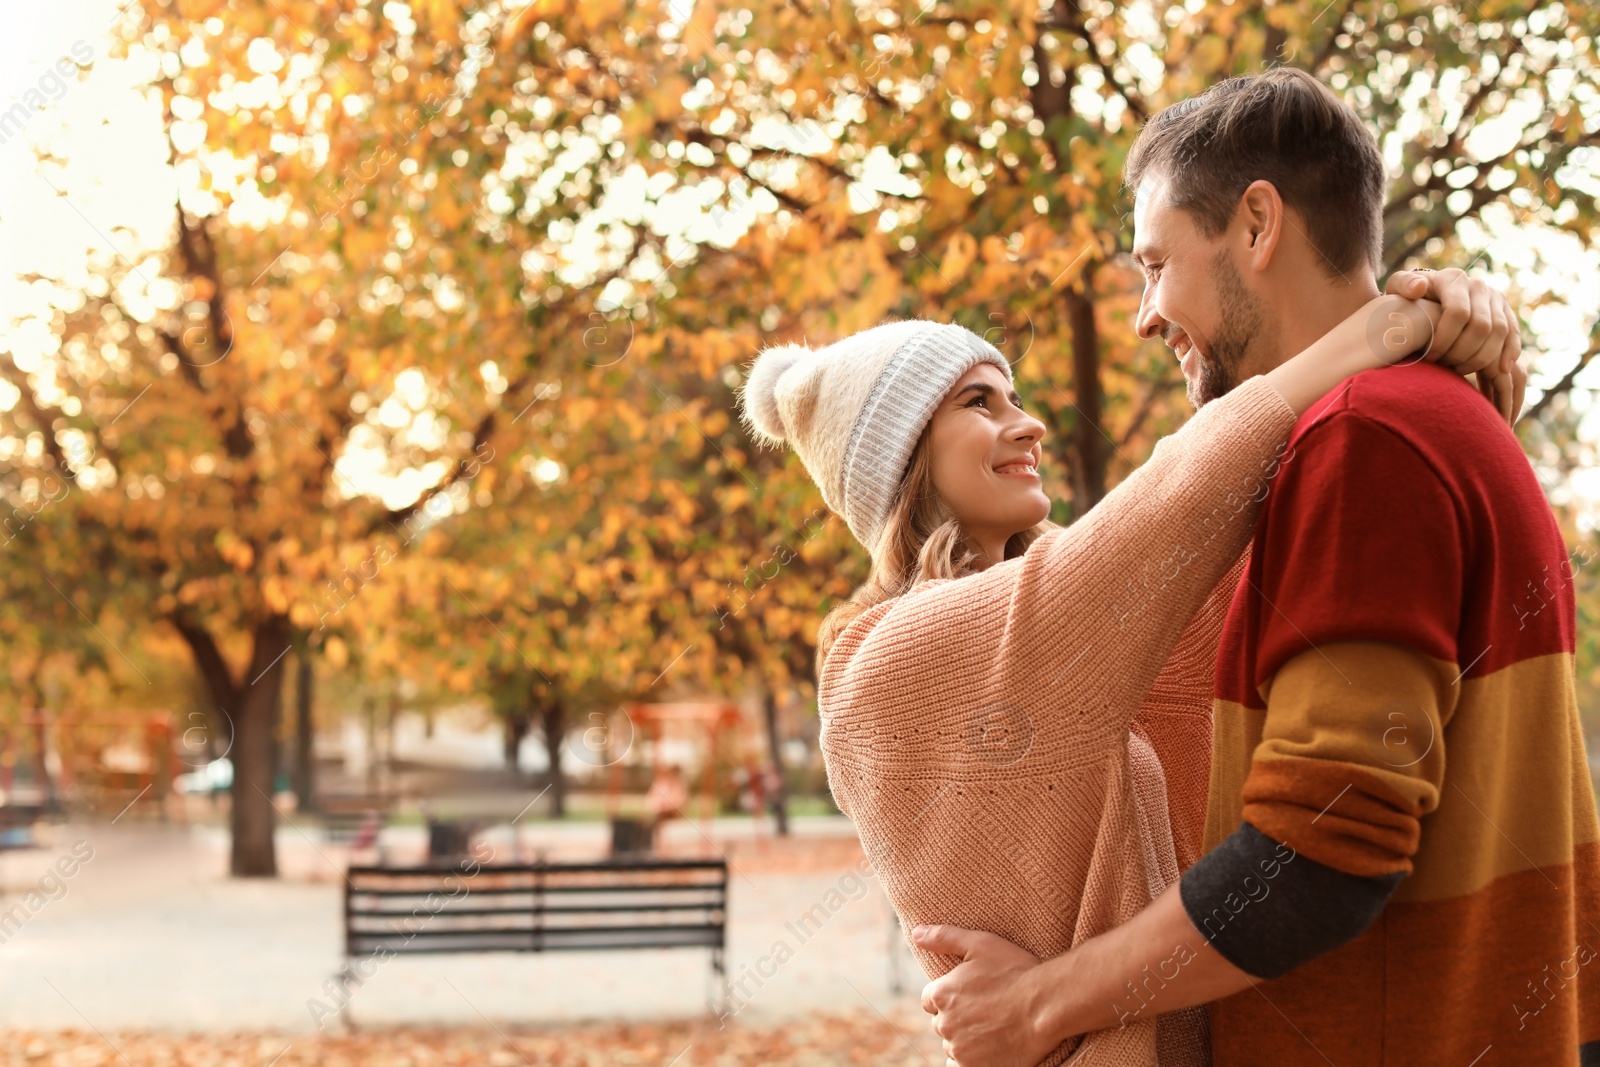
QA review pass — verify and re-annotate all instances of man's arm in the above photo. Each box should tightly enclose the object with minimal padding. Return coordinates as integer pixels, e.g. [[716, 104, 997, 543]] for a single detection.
[[917, 881, 1252, 1067], [921, 644, 1453, 1066], [917, 638, 1443, 1063]]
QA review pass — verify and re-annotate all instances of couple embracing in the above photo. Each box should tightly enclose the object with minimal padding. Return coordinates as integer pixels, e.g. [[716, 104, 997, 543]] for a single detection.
[[736, 67, 1595, 1066]]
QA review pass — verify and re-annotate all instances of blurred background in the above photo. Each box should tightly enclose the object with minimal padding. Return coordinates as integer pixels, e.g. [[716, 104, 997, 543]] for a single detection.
[[0, 0, 1596, 1063]]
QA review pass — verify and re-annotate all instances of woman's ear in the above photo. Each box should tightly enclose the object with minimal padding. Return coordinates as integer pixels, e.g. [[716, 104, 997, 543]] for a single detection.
[[1236, 179, 1285, 273]]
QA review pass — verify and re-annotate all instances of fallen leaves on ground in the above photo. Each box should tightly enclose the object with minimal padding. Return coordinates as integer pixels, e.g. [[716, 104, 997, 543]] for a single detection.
[[2, 1006, 943, 1066]]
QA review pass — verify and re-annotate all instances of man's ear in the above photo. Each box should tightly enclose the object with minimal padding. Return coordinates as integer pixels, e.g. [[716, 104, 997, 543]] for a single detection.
[[1236, 179, 1285, 273]]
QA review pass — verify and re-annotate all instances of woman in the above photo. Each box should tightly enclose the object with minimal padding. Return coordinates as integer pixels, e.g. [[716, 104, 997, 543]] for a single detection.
[[735, 287, 1518, 1066]]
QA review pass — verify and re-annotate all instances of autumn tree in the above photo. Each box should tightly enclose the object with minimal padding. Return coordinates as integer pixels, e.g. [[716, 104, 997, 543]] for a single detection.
[[475, 0, 1600, 756], [648, 1, 1591, 500], [3, 0, 574, 874], [4, 0, 1596, 874]]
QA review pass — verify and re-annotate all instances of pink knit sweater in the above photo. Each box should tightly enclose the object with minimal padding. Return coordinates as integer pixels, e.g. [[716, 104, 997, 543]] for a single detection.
[[818, 375, 1299, 1066]]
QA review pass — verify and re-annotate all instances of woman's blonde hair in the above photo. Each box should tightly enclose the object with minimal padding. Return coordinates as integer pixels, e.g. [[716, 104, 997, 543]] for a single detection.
[[814, 420, 1057, 678]]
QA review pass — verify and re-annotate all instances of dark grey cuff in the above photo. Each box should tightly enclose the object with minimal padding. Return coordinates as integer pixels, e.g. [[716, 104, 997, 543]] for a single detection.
[[1178, 822, 1403, 980]]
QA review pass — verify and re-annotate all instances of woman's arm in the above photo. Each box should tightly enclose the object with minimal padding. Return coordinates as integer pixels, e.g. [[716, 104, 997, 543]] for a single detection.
[[822, 366, 1298, 759], [825, 294, 1464, 754], [1021, 293, 1459, 745], [1010, 374, 1299, 747]]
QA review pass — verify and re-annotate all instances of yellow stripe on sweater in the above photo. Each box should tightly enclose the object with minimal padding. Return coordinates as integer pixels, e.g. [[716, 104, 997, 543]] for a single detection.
[[1206, 643, 1595, 902]]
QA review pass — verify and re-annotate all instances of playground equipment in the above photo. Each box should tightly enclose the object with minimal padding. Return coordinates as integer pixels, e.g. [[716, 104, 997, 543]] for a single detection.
[[604, 701, 768, 855]]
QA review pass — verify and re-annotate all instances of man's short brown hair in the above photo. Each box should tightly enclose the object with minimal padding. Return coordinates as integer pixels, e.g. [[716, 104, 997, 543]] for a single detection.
[[1123, 67, 1386, 278]]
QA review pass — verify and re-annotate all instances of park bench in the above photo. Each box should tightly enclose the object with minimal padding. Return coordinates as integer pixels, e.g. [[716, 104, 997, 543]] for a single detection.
[[339, 857, 729, 1019], [319, 794, 397, 845]]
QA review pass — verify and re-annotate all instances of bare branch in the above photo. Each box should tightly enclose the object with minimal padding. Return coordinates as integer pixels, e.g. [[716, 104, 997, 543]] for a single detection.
[[1038, 11, 1149, 123], [1116, 370, 1184, 450], [1383, 36, 1524, 220], [1524, 337, 1600, 424], [166, 610, 242, 708], [0, 361, 71, 475], [1385, 129, 1600, 274], [1307, 0, 1361, 75]]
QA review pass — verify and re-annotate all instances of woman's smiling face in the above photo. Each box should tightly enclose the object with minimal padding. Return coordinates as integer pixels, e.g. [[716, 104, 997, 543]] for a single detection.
[[926, 362, 1050, 562]]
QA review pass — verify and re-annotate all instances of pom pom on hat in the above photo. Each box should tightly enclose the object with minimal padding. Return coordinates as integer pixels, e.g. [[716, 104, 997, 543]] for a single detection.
[[738, 341, 810, 448]]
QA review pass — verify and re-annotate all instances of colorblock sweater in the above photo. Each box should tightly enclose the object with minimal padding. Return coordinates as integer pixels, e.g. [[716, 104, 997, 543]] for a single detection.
[[819, 374, 1300, 1066], [1181, 361, 1600, 1065]]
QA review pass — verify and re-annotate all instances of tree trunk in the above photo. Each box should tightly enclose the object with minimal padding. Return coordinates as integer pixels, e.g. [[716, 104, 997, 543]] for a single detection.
[[26, 677, 60, 813], [385, 689, 400, 789], [539, 700, 567, 818], [1264, 21, 1288, 66], [1029, 13, 1103, 511], [363, 696, 378, 794], [229, 616, 291, 877], [294, 648, 315, 814], [170, 612, 287, 877], [169, 612, 237, 753], [32, 711, 58, 813], [503, 708, 532, 772], [1066, 272, 1106, 506], [762, 688, 790, 836], [1031, 0, 1077, 126]]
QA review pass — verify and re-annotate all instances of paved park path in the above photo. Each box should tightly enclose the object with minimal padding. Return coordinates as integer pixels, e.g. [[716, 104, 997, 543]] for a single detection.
[[0, 815, 926, 1036]]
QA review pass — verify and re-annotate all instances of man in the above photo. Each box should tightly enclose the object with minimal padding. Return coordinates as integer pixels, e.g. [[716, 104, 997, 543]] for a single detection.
[[915, 67, 1598, 1064]]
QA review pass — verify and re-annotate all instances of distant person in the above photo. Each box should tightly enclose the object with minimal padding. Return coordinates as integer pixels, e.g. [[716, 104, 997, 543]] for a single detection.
[[644, 763, 689, 843]]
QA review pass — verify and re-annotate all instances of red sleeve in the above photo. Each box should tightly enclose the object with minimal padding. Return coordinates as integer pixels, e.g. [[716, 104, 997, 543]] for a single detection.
[[1250, 411, 1465, 691]]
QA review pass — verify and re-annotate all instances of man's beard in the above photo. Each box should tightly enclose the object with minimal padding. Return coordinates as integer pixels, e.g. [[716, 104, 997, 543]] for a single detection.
[[1189, 250, 1264, 408]]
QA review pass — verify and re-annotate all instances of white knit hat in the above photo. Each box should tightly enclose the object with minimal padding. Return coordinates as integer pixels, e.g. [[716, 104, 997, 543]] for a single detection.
[[736, 320, 1013, 559]]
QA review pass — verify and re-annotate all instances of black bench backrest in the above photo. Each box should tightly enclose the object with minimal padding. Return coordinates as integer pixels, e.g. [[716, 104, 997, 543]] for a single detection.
[[343, 859, 727, 958]]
